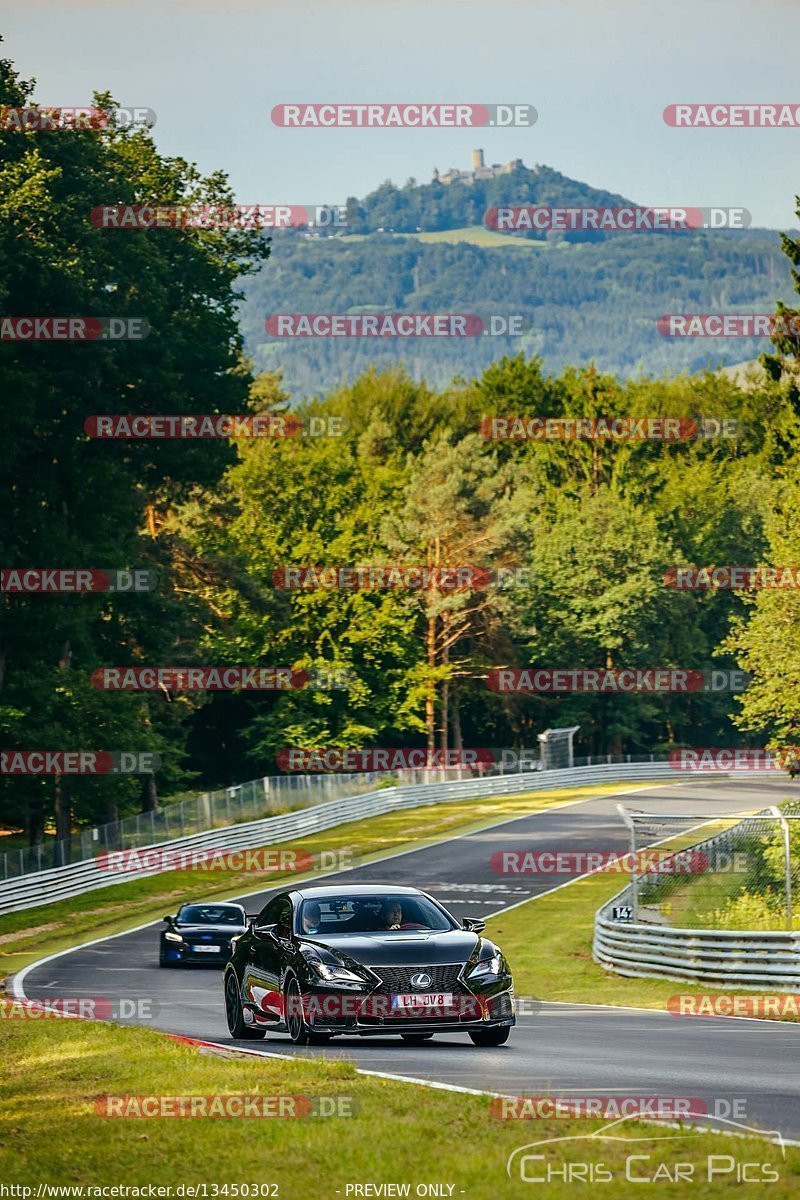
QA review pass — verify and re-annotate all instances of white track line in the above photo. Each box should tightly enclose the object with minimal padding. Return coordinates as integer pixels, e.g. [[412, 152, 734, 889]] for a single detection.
[[173, 1034, 799, 1148]]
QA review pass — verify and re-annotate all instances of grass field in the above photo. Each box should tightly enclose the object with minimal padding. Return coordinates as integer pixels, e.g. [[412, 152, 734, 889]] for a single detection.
[[488, 819, 800, 1017], [340, 226, 547, 249], [0, 1016, 796, 1193], [407, 226, 545, 248]]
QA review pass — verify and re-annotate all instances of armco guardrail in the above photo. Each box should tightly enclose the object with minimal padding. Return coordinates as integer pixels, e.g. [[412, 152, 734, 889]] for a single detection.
[[594, 805, 800, 991], [0, 760, 682, 917], [594, 918, 800, 990]]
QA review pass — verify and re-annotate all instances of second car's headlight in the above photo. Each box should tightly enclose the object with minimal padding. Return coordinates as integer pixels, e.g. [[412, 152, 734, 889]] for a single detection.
[[164, 931, 184, 943], [468, 952, 505, 980]]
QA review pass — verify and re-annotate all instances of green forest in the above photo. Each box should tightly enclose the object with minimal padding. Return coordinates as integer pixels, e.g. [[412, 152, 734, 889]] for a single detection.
[[3, 51, 800, 851], [239, 169, 795, 394]]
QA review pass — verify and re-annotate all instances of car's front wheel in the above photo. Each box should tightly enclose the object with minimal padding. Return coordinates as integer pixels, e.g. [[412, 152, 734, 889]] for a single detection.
[[469, 1027, 510, 1047], [285, 978, 332, 1046], [159, 944, 175, 968], [224, 970, 266, 1040]]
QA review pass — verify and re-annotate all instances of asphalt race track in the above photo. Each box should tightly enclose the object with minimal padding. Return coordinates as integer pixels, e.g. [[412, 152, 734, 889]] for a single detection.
[[17, 777, 800, 1141]]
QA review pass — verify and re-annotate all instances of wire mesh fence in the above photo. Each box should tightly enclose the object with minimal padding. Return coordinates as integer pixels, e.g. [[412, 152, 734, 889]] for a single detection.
[[619, 801, 800, 931], [0, 748, 666, 880], [0, 768, 424, 879]]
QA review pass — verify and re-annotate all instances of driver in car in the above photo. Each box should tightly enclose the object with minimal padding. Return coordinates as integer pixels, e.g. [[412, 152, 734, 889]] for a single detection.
[[302, 901, 322, 935], [380, 900, 402, 930]]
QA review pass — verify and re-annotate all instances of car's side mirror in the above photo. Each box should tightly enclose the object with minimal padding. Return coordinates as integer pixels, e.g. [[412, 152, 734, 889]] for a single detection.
[[462, 918, 486, 933], [163, 915, 174, 924]]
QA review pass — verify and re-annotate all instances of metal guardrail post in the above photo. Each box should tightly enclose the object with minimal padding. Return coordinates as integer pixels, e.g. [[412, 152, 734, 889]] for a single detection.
[[617, 803, 638, 921], [772, 806, 794, 930]]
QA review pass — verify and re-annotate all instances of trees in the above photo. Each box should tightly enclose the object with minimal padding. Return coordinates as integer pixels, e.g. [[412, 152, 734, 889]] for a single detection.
[[5, 31, 799, 842], [720, 199, 800, 749], [0, 50, 269, 847], [723, 468, 800, 746], [381, 431, 532, 752]]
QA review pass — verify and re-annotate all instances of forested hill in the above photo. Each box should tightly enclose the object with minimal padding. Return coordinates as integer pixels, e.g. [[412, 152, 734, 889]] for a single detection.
[[239, 222, 792, 399], [341, 162, 634, 235]]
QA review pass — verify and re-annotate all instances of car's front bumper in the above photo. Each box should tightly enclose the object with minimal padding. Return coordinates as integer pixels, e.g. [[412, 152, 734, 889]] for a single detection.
[[295, 981, 516, 1035]]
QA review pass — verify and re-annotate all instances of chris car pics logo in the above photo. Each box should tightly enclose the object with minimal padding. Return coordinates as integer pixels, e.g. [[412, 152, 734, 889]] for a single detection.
[[506, 1114, 785, 1184]]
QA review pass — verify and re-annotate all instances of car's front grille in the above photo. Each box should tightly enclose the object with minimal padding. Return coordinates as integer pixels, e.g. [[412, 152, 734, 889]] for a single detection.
[[183, 932, 234, 952], [370, 963, 466, 993], [182, 931, 236, 942], [354, 963, 475, 1024]]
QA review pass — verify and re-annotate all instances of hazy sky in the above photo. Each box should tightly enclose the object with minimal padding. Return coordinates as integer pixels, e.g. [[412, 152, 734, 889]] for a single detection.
[[3, 0, 800, 228]]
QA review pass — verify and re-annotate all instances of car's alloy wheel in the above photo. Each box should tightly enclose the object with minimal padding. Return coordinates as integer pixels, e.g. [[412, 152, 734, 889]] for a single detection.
[[224, 971, 266, 1040], [158, 945, 173, 968], [400, 1034, 434, 1044], [285, 978, 331, 1046], [468, 1027, 510, 1047]]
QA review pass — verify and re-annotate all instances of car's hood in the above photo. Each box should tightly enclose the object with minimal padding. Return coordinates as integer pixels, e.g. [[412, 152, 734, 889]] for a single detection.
[[302, 930, 479, 966]]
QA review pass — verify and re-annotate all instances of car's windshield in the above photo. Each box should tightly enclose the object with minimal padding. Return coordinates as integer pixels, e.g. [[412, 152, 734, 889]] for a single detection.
[[177, 905, 244, 925], [299, 894, 454, 935]]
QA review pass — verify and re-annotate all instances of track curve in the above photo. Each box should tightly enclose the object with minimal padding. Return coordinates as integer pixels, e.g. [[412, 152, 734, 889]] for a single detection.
[[16, 777, 800, 1140]]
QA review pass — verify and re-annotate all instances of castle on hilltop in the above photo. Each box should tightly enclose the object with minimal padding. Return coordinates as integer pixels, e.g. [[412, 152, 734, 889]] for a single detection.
[[432, 149, 533, 186]]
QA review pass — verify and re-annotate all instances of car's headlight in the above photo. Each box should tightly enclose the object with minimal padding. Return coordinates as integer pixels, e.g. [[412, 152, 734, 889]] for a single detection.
[[164, 931, 184, 943], [468, 952, 505, 980], [301, 949, 369, 987], [314, 963, 367, 984]]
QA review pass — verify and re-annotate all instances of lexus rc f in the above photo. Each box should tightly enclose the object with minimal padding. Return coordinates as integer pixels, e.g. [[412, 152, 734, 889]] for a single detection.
[[223, 884, 514, 1045]]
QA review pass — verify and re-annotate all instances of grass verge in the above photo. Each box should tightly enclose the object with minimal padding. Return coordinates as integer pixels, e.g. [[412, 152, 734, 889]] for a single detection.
[[489, 822, 800, 1018], [0, 1017, 796, 1193]]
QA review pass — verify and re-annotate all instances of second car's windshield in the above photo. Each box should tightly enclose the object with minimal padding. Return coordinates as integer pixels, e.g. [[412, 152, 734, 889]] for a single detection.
[[177, 905, 244, 925], [300, 894, 454, 935]]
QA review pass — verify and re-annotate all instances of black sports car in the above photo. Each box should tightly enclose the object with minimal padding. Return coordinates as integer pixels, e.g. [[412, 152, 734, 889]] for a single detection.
[[223, 884, 515, 1045], [160, 902, 248, 966]]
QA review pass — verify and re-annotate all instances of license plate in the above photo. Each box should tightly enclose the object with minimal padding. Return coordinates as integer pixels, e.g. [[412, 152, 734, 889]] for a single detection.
[[192, 945, 222, 953], [391, 993, 455, 1009]]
